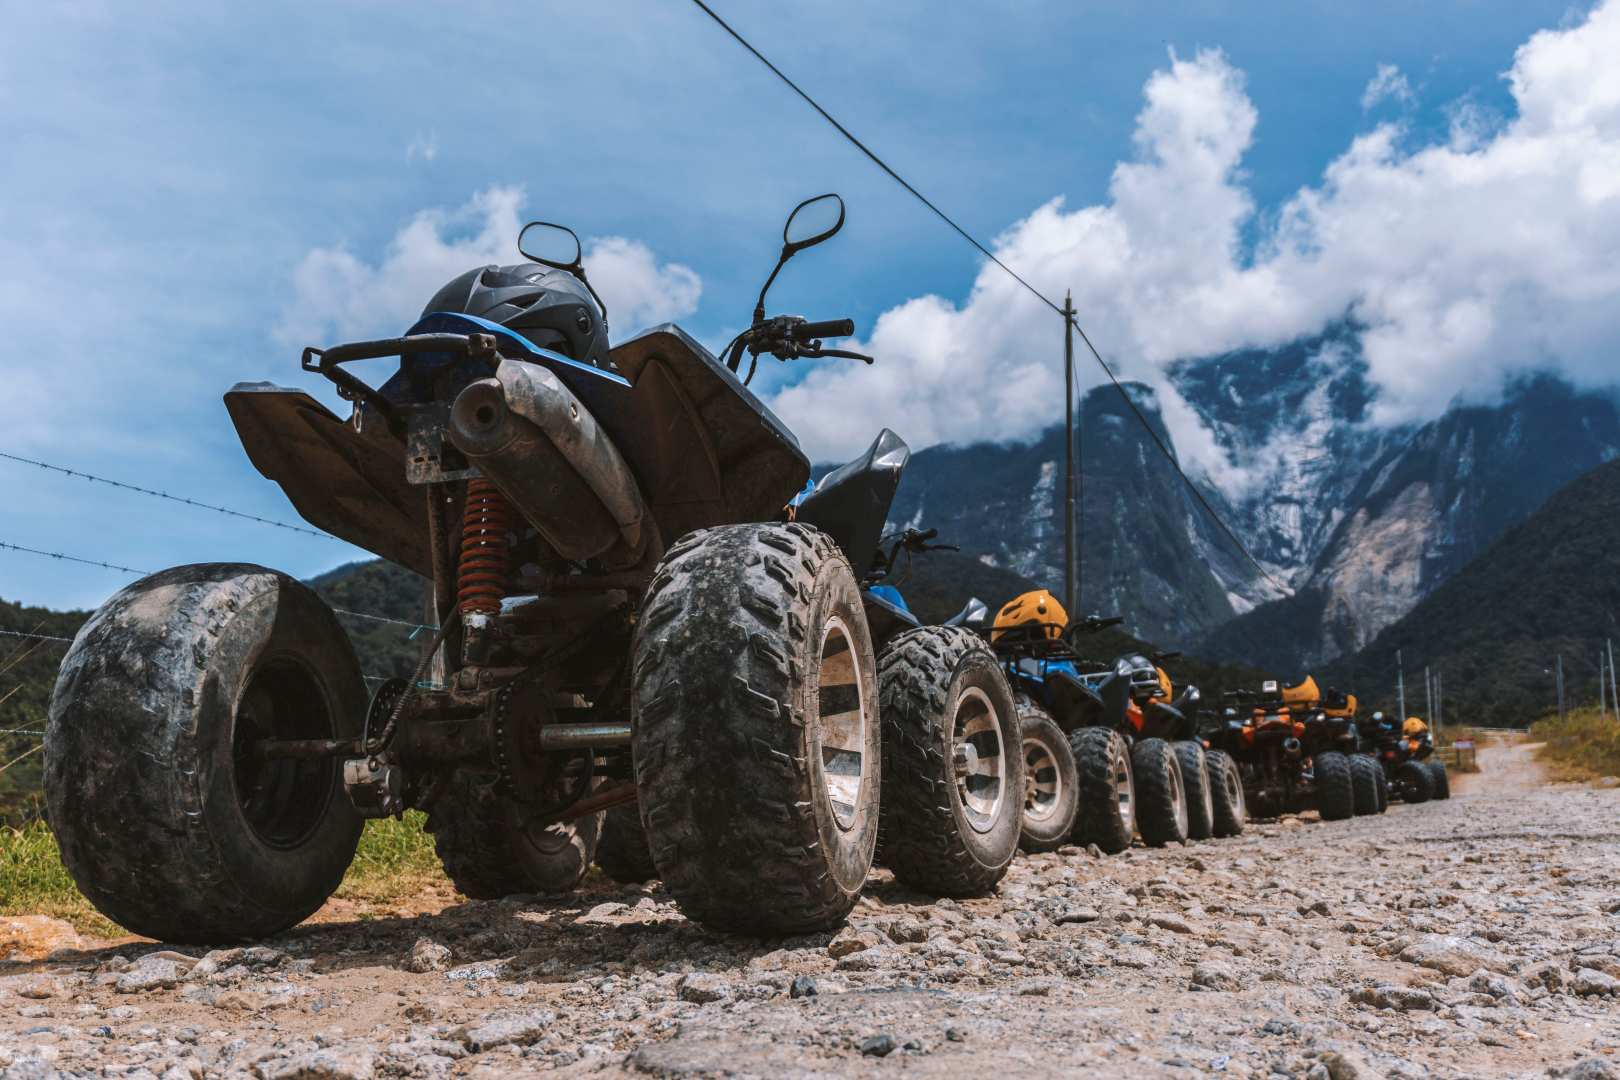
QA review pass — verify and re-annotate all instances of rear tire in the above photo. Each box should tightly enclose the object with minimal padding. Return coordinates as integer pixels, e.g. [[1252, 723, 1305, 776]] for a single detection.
[[1395, 760, 1432, 803], [1070, 727, 1135, 854], [1349, 755, 1382, 816], [1132, 738, 1189, 847], [878, 626, 1022, 896], [1315, 752, 1355, 821], [1206, 749, 1246, 837], [1014, 701, 1078, 854], [596, 805, 657, 884], [632, 523, 880, 934], [45, 564, 364, 944], [1426, 760, 1450, 800], [1174, 741, 1215, 841], [429, 774, 602, 898]]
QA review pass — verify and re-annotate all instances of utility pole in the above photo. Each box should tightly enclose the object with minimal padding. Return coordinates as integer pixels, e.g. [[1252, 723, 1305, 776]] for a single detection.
[[1425, 665, 1433, 725], [1556, 654, 1566, 721], [1397, 650, 1407, 721], [1600, 641, 1613, 725], [1062, 292, 1077, 617]]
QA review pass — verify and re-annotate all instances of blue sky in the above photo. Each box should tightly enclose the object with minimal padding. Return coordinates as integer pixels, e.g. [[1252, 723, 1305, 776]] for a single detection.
[[0, 0, 1603, 610]]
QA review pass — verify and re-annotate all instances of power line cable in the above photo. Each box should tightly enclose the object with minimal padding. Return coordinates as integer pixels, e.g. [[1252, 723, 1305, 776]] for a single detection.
[[0, 450, 331, 540], [1, 542, 435, 633], [688, 0, 1287, 594], [0, 629, 75, 645]]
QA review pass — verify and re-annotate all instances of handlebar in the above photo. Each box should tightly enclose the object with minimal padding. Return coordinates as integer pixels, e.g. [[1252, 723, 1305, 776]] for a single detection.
[[794, 318, 855, 341]]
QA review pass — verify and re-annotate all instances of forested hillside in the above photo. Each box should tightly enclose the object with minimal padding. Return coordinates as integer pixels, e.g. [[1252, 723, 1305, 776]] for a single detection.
[[1330, 457, 1620, 726]]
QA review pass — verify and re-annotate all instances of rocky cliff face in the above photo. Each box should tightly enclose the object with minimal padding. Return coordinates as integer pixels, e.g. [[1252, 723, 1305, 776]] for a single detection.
[[877, 330, 1620, 670]]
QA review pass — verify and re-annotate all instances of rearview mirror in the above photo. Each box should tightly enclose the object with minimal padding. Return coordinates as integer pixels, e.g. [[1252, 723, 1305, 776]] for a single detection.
[[783, 193, 845, 252], [519, 221, 584, 269]]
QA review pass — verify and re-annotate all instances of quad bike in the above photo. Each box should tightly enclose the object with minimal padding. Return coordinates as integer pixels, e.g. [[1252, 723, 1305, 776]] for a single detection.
[[1363, 713, 1444, 803], [983, 593, 1202, 853], [791, 437, 1024, 896], [44, 195, 1018, 944], [1202, 675, 1366, 822]]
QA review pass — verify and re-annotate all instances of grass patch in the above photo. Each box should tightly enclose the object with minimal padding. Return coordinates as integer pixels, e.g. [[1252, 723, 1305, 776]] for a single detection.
[[1532, 707, 1620, 782], [336, 811, 447, 903], [0, 812, 448, 939], [0, 820, 120, 936]]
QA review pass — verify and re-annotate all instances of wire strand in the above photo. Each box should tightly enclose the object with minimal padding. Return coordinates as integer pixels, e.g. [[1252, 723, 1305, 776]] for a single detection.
[[688, 0, 1288, 595], [0, 450, 332, 540]]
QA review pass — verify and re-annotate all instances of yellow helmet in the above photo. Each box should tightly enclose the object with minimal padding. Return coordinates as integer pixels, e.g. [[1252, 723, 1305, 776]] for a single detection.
[[1403, 716, 1428, 736], [992, 589, 1068, 642], [1280, 675, 1320, 707]]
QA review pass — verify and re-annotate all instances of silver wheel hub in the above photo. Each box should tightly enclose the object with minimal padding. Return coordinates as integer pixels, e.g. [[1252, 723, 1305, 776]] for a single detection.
[[952, 686, 1006, 834], [1108, 737, 1134, 831], [1022, 734, 1063, 824], [817, 616, 868, 831], [1169, 758, 1188, 835]]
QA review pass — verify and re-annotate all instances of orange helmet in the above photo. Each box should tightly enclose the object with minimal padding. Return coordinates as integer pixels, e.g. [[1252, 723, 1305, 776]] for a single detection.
[[992, 589, 1068, 642]]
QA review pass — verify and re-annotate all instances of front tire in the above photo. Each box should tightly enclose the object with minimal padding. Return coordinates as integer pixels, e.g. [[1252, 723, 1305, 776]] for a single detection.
[[45, 564, 365, 944], [1071, 727, 1136, 853], [1174, 741, 1215, 841], [1315, 752, 1355, 821], [1426, 760, 1450, 800], [878, 627, 1022, 896], [1206, 749, 1246, 837], [1349, 756, 1382, 816], [632, 524, 880, 934], [1132, 738, 1189, 847], [1395, 760, 1432, 803], [1016, 703, 1079, 854], [428, 774, 602, 898], [595, 805, 658, 884]]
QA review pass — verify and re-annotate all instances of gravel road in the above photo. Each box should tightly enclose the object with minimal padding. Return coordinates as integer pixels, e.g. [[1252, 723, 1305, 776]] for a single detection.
[[3, 740, 1617, 1079]]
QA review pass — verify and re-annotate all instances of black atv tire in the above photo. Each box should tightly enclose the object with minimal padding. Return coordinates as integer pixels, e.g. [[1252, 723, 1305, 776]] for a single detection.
[[428, 774, 602, 898], [631, 523, 880, 934], [595, 805, 658, 884], [1070, 727, 1136, 854], [1348, 755, 1382, 816], [1395, 760, 1432, 803], [1315, 752, 1356, 821], [1205, 749, 1246, 837], [45, 564, 364, 944], [1015, 701, 1079, 853], [878, 626, 1022, 895], [1426, 760, 1451, 800], [1174, 740, 1216, 841], [1131, 738, 1189, 847]]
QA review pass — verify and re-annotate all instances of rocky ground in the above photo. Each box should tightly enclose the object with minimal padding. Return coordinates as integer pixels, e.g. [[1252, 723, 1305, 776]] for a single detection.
[[2, 740, 1617, 1079]]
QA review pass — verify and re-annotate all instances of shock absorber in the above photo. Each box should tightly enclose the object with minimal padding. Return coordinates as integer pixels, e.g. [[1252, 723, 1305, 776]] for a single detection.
[[458, 478, 513, 616]]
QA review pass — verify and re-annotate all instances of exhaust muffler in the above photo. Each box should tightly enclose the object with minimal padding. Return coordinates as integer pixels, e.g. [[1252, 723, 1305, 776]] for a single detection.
[[449, 361, 656, 569]]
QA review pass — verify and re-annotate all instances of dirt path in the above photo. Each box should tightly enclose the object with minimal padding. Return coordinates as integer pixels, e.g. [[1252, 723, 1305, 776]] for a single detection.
[[3, 754, 1619, 1079]]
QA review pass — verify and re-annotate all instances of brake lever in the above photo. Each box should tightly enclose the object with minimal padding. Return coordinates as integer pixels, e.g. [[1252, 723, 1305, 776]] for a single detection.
[[801, 346, 874, 364]]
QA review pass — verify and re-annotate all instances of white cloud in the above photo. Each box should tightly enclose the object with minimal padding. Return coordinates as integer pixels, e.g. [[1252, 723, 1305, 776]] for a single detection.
[[406, 131, 438, 162], [278, 187, 701, 346], [768, 2, 1620, 471], [1360, 63, 1414, 111]]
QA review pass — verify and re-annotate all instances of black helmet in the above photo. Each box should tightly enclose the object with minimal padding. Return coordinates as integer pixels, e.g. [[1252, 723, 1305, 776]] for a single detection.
[[421, 262, 609, 369]]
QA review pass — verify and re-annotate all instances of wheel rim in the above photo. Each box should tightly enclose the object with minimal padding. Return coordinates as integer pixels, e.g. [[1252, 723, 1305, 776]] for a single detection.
[[817, 616, 868, 831], [1108, 736, 1134, 832], [1168, 756, 1188, 835], [953, 686, 1006, 834], [1022, 733, 1063, 825], [1223, 763, 1244, 820], [232, 656, 338, 850]]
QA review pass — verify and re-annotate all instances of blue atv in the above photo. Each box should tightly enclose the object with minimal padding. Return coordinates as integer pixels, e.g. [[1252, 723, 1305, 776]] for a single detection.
[[790, 429, 1024, 897]]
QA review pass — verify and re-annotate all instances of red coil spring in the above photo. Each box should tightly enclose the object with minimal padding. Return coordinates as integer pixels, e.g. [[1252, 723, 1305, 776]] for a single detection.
[[458, 478, 513, 615]]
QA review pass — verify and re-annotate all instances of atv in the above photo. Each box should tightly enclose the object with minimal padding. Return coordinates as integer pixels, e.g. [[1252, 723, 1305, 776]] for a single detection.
[[44, 195, 1019, 944], [1362, 712, 1445, 803], [1202, 675, 1368, 822], [984, 596, 1207, 853]]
